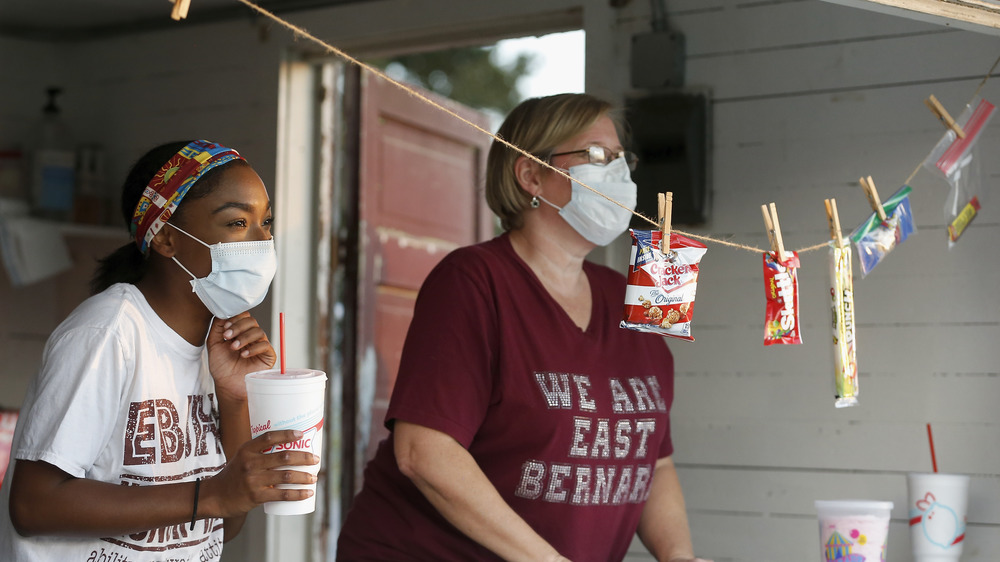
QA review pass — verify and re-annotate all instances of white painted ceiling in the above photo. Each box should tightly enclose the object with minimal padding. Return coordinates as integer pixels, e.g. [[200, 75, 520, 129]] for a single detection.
[[0, 0, 372, 41], [820, 0, 1000, 36]]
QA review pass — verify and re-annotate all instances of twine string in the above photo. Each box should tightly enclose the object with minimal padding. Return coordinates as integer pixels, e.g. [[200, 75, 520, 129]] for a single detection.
[[234, 0, 658, 228], [232, 0, 996, 257], [971, 52, 1000, 102], [903, 160, 924, 187]]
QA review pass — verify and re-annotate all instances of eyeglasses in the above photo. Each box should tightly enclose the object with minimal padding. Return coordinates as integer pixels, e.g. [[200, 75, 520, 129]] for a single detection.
[[547, 146, 638, 172]]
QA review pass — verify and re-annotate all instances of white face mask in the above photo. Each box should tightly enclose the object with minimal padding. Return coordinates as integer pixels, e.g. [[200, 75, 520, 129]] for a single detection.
[[538, 156, 637, 246], [168, 224, 277, 319]]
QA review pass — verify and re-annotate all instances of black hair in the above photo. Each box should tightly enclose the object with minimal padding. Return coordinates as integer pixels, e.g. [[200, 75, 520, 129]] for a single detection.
[[90, 141, 249, 294]]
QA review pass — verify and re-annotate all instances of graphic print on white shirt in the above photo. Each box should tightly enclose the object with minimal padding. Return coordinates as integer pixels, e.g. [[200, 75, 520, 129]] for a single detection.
[[0, 284, 228, 562]]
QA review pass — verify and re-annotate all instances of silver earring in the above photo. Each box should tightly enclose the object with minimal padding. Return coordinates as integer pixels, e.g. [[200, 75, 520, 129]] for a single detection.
[[530, 196, 540, 208]]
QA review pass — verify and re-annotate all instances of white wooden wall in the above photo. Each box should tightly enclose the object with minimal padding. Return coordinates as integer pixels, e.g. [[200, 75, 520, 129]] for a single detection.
[[0, 38, 60, 145], [2, 1, 999, 561], [631, 1, 1000, 561], [1, 38, 60, 404]]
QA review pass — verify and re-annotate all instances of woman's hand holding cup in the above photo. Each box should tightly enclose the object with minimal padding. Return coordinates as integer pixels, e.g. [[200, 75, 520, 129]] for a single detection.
[[201, 430, 319, 518]]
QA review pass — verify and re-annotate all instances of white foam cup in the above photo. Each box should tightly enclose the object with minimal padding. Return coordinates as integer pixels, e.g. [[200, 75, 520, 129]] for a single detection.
[[907, 472, 970, 561], [245, 368, 327, 515], [815, 500, 893, 562]]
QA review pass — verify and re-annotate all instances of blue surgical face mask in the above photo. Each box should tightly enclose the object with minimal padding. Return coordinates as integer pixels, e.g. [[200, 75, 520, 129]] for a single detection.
[[168, 223, 277, 319], [538, 156, 637, 246]]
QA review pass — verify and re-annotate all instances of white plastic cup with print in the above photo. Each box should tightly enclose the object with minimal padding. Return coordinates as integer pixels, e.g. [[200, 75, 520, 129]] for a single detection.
[[815, 500, 893, 562], [245, 368, 327, 515], [907, 473, 970, 561]]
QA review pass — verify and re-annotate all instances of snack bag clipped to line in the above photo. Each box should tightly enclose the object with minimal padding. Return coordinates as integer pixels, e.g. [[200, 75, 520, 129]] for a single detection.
[[829, 243, 858, 407], [922, 98, 995, 248], [621, 229, 707, 342], [762, 250, 801, 346], [849, 185, 916, 278]]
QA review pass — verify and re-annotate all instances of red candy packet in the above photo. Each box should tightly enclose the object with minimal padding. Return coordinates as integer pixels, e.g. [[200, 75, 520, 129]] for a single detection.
[[621, 229, 707, 342], [762, 250, 801, 345]]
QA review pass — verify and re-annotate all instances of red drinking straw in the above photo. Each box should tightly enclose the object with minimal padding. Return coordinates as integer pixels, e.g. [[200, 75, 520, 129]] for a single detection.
[[926, 422, 938, 473], [279, 312, 286, 374]]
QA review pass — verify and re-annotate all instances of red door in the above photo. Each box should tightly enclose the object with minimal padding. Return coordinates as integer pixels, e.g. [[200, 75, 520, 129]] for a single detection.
[[350, 71, 493, 492]]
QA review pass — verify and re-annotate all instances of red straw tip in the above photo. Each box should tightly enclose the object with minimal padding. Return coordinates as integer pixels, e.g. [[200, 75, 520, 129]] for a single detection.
[[279, 312, 286, 375], [926, 423, 938, 473]]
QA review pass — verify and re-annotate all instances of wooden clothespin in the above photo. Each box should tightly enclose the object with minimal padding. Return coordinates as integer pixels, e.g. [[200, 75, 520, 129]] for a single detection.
[[858, 175, 887, 222], [657, 192, 673, 255], [761, 205, 777, 255], [761, 202, 787, 262], [824, 198, 845, 248], [171, 0, 192, 21], [924, 95, 966, 139]]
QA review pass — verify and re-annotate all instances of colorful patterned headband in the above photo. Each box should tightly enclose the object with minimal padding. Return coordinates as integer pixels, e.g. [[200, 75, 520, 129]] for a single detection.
[[131, 140, 245, 254]]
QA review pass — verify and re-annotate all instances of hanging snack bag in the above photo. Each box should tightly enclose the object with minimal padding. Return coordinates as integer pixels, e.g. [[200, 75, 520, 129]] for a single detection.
[[621, 229, 707, 342], [762, 251, 801, 345], [922, 98, 995, 248], [829, 242, 858, 407], [849, 185, 916, 278]]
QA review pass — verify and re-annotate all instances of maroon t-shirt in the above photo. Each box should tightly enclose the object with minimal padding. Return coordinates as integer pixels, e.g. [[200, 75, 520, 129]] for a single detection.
[[337, 234, 675, 562]]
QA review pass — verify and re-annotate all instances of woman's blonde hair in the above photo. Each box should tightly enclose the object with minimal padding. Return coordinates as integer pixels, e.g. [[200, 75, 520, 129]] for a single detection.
[[486, 93, 622, 231]]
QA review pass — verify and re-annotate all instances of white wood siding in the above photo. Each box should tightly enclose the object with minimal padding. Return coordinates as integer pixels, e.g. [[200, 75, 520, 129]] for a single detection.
[[629, 1, 1000, 560]]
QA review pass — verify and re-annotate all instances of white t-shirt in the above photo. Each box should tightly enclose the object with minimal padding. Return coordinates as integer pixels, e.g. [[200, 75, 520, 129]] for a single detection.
[[0, 283, 227, 562]]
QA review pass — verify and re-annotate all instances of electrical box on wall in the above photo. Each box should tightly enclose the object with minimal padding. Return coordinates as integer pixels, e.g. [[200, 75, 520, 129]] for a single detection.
[[631, 31, 685, 89], [625, 91, 711, 227]]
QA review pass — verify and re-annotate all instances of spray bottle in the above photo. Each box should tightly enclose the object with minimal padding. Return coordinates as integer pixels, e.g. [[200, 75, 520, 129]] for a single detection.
[[30, 87, 76, 220]]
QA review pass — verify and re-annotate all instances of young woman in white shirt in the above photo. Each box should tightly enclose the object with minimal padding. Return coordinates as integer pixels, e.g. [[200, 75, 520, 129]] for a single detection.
[[1, 140, 316, 561]]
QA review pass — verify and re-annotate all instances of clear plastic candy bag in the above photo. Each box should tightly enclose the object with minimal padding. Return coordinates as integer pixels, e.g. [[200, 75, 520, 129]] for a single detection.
[[923, 98, 995, 248], [849, 185, 916, 278]]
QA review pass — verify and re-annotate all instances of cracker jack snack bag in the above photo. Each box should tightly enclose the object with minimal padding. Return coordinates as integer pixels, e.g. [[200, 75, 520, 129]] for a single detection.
[[829, 243, 858, 407], [621, 229, 707, 342], [849, 185, 915, 278], [762, 250, 801, 345]]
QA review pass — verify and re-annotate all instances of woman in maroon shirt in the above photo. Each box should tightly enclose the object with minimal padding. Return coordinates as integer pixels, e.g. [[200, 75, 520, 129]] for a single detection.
[[338, 94, 711, 562]]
